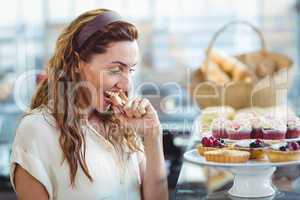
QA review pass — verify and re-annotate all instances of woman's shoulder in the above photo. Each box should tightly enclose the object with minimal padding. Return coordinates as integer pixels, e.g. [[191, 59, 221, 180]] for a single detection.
[[15, 106, 59, 147]]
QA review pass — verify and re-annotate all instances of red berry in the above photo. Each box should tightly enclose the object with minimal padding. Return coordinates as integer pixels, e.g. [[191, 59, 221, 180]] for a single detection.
[[213, 139, 220, 147], [289, 142, 300, 151], [207, 139, 214, 147]]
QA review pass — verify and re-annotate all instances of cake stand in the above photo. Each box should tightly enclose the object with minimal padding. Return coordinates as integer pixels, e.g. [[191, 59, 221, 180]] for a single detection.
[[184, 149, 300, 198]]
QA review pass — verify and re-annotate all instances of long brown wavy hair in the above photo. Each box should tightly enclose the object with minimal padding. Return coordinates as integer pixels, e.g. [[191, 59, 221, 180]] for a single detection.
[[30, 9, 141, 186]]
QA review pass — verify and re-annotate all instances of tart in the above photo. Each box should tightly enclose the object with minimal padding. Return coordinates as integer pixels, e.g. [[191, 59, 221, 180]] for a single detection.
[[286, 116, 300, 139], [204, 149, 250, 163], [196, 136, 227, 156], [266, 142, 300, 162], [211, 117, 230, 139], [226, 119, 252, 140], [234, 139, 270, 160]]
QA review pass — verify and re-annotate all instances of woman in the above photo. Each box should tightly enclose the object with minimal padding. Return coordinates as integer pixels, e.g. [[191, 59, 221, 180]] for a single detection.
[[10, 9, 168, 200]]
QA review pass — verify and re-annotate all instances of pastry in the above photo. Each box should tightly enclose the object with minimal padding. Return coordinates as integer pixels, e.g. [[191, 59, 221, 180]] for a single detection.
[[211, 117, 231, 139], [235, 113, 264, 139], [206, 62, 230, 85], [286, 116, 300, 139], [226, 119, 252, 140], [266, 142, 300, 162], [200, 106, 235, 132], [197, 136, 227, 156], [204, 149, 250, 163], [234, 139, 270, 160], [104, 90, 128, 114], [261, 116, 286, 140], [208, 49, 255, 82]]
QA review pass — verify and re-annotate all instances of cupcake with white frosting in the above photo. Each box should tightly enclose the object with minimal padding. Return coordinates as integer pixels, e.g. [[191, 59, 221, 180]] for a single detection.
[[226, 118, 252, 140], [211, 117, 230, 139], [261, 116, 286, 140], [235, 112, 263, 139], [286, 116, 300, 139]]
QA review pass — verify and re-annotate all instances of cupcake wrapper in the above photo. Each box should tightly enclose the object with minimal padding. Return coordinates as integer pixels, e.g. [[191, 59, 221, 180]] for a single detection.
[[263, 131, 286, 140], [227, 131, 251, 140], [286, 129, 300, 139], [212, 129, 228, 139], [251, 128, 263, 139]]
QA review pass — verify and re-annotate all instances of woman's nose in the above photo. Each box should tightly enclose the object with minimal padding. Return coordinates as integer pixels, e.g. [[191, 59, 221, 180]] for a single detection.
[[116, 73, 130, 91]]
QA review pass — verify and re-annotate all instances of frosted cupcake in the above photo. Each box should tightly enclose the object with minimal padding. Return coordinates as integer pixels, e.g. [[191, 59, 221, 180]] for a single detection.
[[235, 112, 263, 139], [211, 117, 230, 139], [226, 119, 252, 140], [286, 116, 300, 139], [261, 116, 286, 140]]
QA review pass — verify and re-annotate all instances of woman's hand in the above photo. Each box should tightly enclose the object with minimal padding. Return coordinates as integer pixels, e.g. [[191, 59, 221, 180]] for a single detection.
[[113, 97, 168, 200], [112, 98, 161, 137]]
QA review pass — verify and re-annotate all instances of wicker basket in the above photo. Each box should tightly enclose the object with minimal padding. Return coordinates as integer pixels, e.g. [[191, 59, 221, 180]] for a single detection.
[[190, 21, 294, 109]]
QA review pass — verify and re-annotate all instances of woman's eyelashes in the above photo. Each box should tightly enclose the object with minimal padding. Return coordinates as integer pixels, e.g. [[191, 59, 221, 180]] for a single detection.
[[108, 66, 136, 75]]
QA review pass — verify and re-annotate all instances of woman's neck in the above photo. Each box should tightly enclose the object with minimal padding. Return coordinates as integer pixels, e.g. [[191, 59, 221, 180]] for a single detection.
[[88, 110, 108, 138]]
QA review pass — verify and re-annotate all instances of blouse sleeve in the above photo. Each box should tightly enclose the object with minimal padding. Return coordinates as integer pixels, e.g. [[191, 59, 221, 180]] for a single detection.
[[10, 113, 56, 199]]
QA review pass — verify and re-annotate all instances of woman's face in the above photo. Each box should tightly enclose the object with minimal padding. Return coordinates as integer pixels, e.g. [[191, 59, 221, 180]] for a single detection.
[[79, 41, 139, 113]]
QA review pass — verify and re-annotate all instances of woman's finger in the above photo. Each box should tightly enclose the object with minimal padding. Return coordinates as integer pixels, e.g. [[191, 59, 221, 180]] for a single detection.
[[138, 98, 148, 116], [124, 99, 134, 118], [131, 98, 142, 118]]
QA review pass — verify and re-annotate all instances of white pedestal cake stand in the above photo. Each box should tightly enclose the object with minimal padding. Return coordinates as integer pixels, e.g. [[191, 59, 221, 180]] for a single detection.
[[184, 149, 300, 198]]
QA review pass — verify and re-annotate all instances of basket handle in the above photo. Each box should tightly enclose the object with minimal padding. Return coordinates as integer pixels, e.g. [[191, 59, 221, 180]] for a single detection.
[[203, 20, 267, 74]]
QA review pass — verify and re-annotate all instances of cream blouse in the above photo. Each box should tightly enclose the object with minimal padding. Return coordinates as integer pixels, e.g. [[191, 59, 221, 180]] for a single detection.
[[10, 107, 143, 200]]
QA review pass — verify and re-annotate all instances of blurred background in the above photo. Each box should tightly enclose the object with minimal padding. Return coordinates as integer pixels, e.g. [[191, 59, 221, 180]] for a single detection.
[[0, 0, 300, 199]]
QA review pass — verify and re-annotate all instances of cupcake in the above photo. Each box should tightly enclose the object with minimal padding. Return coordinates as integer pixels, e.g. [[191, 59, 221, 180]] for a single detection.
[[286, 116, 300, 139], [235, 112, 263, 139], [196, 136, 227, 156], [204, 149, 250, 163], [226, 119, 252, 140], [234, 139, 270, 160], [211, 117, 230, 139], [261, 116, 287, 140], [266, 142, 300, 162]]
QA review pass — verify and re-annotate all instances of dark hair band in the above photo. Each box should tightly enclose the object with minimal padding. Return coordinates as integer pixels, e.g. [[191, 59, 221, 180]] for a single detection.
[[76, 11, 122, 50]]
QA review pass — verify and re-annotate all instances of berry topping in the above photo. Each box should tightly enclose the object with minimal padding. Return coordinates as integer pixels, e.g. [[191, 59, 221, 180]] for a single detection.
[[201, 136, 225, 148], [249, 139, 264, 148], [288, 142, 300, 151], [279, 146, 287, 151]]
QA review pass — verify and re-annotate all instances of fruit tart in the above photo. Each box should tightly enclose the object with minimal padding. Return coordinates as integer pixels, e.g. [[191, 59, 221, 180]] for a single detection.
[[196, 136, 227, 156], [204, 149, 250, 163], [266, 142, 300, 162], [234, 139, 270, 160]]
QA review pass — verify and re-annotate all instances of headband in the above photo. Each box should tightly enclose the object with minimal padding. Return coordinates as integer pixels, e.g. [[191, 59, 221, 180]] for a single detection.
[[76, 11, 122, 50]]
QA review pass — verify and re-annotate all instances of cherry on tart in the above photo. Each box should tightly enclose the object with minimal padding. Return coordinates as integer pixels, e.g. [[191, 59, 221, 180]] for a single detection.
[[196, 136, 227, 156], [266, 142, 300, 162]]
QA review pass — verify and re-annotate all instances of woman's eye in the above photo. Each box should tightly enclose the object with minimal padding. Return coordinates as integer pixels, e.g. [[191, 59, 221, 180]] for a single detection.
[[109, 67, 122, 74]]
